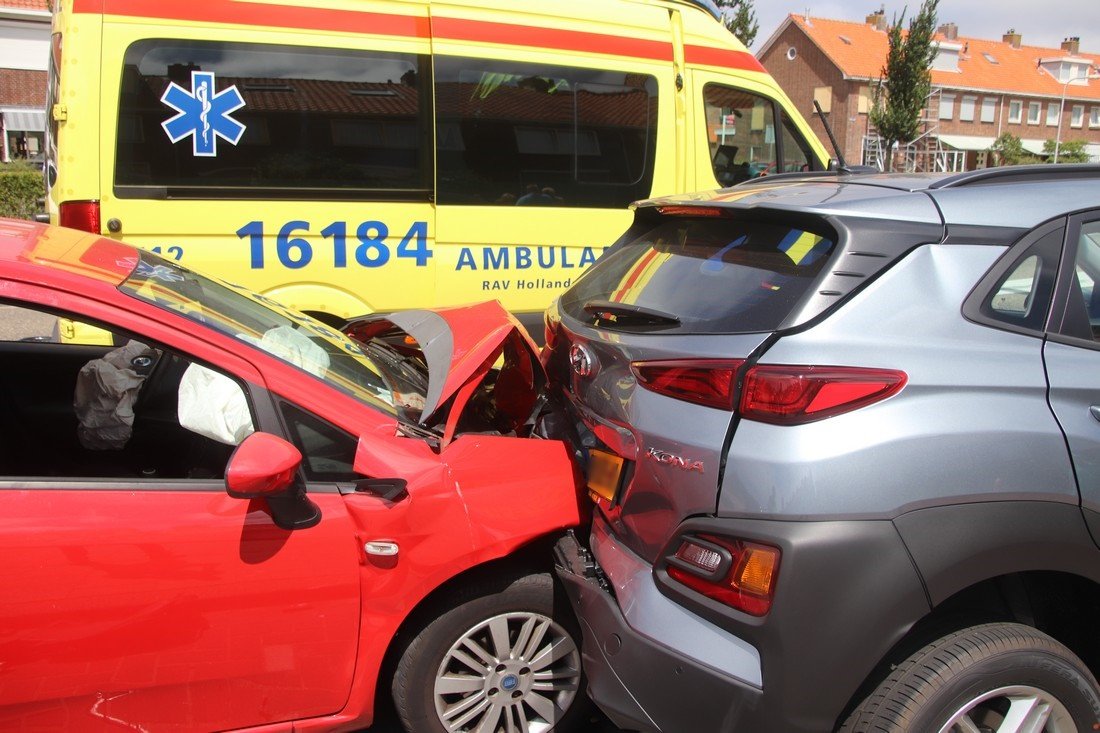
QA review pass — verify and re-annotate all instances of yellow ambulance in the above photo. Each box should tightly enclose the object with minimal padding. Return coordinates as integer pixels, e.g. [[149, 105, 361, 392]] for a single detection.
[[45, 0, 828, 329]]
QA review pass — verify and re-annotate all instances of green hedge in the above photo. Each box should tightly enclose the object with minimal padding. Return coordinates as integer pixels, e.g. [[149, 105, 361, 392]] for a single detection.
[[0, 166, 45, 220]]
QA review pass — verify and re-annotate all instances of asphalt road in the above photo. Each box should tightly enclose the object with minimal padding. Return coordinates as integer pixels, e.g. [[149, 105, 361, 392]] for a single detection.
[[0, 304, 56, 341]]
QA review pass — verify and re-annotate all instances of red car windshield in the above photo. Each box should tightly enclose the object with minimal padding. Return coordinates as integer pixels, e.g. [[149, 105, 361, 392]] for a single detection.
[[118, 251, 399, 416]]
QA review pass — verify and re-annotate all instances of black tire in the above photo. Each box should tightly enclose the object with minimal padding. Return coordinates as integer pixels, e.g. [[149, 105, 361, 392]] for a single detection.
[[840, 622, 1100, 732], [393, 572, 588, 733]]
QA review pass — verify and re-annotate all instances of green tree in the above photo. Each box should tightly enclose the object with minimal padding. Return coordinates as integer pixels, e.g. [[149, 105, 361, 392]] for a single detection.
[[716, 0, 759, 48], [869, 0, 940, 170], [990, 133, 1039, 166], [1043, 139, 1089, 163]]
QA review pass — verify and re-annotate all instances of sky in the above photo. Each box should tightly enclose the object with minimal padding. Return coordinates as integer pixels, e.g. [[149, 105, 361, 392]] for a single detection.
[[749, 0, 1100, 54]]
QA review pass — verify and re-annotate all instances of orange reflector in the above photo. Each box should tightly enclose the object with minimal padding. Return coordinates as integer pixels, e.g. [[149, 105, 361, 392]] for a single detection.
[[737, 547, 780, 597]]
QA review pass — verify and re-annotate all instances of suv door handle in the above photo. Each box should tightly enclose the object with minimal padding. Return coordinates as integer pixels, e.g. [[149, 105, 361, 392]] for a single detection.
[[1090, 406, 1100, 423]]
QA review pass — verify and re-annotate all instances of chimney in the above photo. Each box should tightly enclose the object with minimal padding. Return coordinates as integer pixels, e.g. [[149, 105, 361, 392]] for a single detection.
[[1003, 29, 1022, 49], [1061, 36, 1081, 55], [937, 22, 958, 41], [866, 8, 888, 32]]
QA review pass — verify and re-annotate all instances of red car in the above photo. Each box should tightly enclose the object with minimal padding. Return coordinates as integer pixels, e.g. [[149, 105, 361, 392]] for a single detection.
[[0, 219, 587, 732]]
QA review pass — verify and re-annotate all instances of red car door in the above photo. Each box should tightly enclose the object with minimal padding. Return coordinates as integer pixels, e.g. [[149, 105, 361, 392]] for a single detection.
[[0, 290, 362, 731]]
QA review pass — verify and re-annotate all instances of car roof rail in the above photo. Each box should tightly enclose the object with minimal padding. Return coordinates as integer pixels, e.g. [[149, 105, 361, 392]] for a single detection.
[[671, 0, 722, 21], [928, 164, 1100, 189]]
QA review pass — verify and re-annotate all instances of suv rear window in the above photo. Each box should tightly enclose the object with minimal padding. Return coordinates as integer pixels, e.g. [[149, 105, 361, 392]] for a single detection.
[[561, 216, 836, 334]]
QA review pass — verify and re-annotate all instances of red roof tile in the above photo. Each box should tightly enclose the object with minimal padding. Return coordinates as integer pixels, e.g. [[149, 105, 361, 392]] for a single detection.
[[0, 0, 49, 10], [789, 14, 1100, 102]]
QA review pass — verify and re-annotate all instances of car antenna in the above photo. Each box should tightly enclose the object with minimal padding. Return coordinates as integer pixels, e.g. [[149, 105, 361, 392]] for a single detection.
[[813, 99, 851, 173]]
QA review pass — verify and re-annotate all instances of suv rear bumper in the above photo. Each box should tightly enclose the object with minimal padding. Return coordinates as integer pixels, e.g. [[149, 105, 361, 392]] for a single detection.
[[555, 514, 931, 733], [554, 528, 762, 732]]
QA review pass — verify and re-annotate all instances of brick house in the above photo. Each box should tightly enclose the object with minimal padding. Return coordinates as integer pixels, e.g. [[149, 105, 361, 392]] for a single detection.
[[758, 11, 1100, 170], [0, 0, 49, 163]]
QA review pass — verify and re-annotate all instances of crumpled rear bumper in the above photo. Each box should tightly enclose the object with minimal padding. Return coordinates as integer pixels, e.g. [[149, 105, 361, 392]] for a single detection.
[[553, 529, 762, 733]]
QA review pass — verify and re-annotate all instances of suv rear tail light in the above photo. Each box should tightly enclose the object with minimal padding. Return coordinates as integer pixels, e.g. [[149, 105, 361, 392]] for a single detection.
[[656, 205, 726, 217], [633, 360, 906, 423], [740, 365, 906, 425], [59, 201, 101, 233], [667, 534, 780, 616], [631, 360, 744, 410]]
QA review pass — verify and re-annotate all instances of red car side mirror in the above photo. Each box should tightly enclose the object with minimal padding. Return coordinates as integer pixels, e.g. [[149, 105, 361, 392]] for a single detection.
[[226, 432, 302, 499]]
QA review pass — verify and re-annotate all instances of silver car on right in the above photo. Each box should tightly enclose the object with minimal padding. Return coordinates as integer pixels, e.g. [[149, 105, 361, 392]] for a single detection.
[[550, 165, 1100, 733]]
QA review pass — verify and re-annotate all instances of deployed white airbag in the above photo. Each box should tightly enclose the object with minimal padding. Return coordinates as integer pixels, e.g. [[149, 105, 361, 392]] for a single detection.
[[177, 363, 255, 446]]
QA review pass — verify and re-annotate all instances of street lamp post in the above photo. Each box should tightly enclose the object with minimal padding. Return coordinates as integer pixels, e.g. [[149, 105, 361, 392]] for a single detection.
[[1054, 71, 1100, 164]]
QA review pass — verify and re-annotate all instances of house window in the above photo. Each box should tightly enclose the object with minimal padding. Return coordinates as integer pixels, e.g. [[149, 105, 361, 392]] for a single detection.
[[1028, 102, 1041, 125], [1092, 107, 1100, 128], [813, 86, 833, 114], [1071, 105, 1085, 128], [858, 86, 871, 115], [1046, 102, 1060, 126], [1009, 100, 1023, 124], [981, 98, 997, 123], [959, 96, 977, 122], [939, 93, 956, 120]]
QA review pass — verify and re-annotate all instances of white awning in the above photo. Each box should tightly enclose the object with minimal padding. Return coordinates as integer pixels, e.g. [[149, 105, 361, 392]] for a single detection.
[[936, 134, 998, 151], [1019, 139, 1048, 156], [0, 107, 46, 133]]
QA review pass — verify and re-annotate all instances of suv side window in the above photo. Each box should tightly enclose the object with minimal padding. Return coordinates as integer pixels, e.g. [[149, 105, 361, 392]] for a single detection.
[[966, 224, 1063, 335], [703, 85, 815, 186], [434, 56, 658, 208], [1054, 218, 1100, 343], [115, 40, 431, 198]]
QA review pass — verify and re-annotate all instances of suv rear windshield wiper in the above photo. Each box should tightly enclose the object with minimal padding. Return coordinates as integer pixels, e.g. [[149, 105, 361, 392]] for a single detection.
[[582, 300, 681, 329]]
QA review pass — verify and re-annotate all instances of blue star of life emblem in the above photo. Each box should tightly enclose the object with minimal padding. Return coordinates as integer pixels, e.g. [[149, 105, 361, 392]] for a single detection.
[[160, 70, 246, 157]]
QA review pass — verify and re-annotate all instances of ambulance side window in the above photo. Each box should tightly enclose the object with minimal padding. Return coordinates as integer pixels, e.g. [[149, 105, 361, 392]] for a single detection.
[[704, 84, 816, 186], [114, 40, 432, 199], [434, 57, 658, 208]]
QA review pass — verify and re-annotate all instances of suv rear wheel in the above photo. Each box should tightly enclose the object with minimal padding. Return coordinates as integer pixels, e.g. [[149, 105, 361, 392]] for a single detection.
[[840, 623, 1100, 732]]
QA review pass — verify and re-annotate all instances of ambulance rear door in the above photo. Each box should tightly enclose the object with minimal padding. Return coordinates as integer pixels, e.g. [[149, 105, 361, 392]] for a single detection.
[[428, 0, 677, 321]]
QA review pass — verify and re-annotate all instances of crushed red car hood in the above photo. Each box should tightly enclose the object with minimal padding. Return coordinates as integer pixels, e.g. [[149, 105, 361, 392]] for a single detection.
[[345, 301, 545, 440]]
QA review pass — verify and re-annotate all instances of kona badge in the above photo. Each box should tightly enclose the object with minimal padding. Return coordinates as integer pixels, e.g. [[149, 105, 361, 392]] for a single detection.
[[569, 343, 597, 377], [646, 447, 704, 473]]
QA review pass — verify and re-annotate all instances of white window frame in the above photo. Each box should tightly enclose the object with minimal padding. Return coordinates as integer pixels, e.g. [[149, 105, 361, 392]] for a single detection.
[[1092, 107, 1100, 128], [1028, 101, 1041, 125], [980, 97, 997, 124], [1046, 102, 1060, 126], [939, 93, 956, 120], [1008, 100, 1023, 124], [1071, 105, 1085, 128]]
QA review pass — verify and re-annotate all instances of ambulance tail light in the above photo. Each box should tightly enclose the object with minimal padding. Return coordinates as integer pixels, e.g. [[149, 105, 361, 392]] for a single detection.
[[59, 201, 101, 233]]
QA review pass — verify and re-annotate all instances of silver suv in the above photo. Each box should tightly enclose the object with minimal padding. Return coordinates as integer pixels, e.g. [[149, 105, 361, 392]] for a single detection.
[[549, 166, 1100, 732]]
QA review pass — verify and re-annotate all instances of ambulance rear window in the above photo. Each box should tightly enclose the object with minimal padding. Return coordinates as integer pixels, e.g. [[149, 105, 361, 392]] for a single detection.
[[114, 40, 431, 200], [435, 57, 658, 209]]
